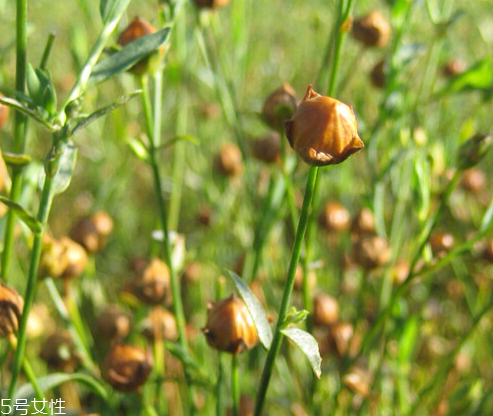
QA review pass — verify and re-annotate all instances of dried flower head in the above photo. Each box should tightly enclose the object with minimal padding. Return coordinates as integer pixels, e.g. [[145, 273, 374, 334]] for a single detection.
[[142, 307, 178, 341], [262, 83, 298, 130], [132, 258, 171, 305], [319, 201, 350, 232], [252, 131, 281, 164], [103, 343, 153, 392], [0, 284, 23, 338], [353, 235, 390, 269], [313, 293, 339, 326], [285, 86, 364, 166], [352, 11, 391, 48], [0, 93, 10, 129], [214, 143, 243, 177], [40, 331, 79, 372], [203, 294, 258, 354], [97, 305, 132, 341]]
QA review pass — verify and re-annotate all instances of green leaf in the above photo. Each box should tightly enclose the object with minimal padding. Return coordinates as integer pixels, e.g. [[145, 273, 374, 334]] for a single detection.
[[280, 328, 322, 378], [0, 95, 57, 131], [39, 144, 78, 195], [89, 28, 171, 85], [126, 137, 149, 161], [27, 63, 43, 104], [440, 58, 493, 96], [100, 0, 111, 21], [13, 372, 108, 402], [227, 270, 273, 349], [101, 0, 132, 23], [71, 91, 141, 135], [392, 0, 412, 28], [1, 152, 32, 166], [0, 196, 41, 233], [398, 316, 419, 365]]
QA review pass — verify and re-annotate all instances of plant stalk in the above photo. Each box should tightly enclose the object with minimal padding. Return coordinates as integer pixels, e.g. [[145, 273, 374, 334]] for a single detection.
[[231, 355, 240, 416]]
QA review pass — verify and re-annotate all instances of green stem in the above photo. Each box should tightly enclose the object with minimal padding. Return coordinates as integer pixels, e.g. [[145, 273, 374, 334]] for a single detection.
[[231, 355, 240, 416], [40, 32, 56, 70], [1, 0, 29, 283], [254, 166, 319, 416]]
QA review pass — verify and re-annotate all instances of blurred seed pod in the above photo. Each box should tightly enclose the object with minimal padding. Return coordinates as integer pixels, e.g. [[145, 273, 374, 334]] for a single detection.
[[103, 343, 153, 392], [132, 258, 171, 305], [226, 395, 254, 416], [193, 0, 230, 9], [198, 102, 221, 120], [313, 293, 339, 326], [197, 205, 213, 226], [39, 236, 69, 278], [433, 400, 448, 416], [484, 240, 493, 262], [252, 131, 281, 164], [0, 93, 10, 129], [262, 83, 298, 130], [59, 237, 88, 279], [430, 232, 454, 257], [97, 305, 132, 341], [391, 260, 409, 285], [285, 86, 364, 166], [182, 261, 202, 285], [214, 143, 243, 177], [203, 294, 258, 354], [343, 365, 371, 397], [142, 306, 178, 341], [327, 322, 354, 357], [319, 201, 350, 233], [27, 304, 53, 340], [442, 59, 466, 78], [71, 211, 113, 253], [352, 11, 391, 48], [460, 168, 486, 195], [117, 17, 164, 75], [351, 208, 375, 236], [353, 235, 390, 269], [40, 331, 79, 372], [0, 283, 24, 338], [370, 59, 386, 89], [293, 264, 316, 292]]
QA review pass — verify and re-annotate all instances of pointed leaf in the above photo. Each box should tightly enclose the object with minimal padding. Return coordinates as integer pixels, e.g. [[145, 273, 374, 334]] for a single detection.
[[0, 95, 56, 131], [227, 270, 273, 349], [0, 196, 41, 233], [39, 144, 77, 195], [89, 28, 171, 85], [280, 328, 322, 378]]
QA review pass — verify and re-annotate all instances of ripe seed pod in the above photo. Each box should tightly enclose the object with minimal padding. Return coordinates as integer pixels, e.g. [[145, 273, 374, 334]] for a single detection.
[[319, 201, 350, 232], [142, 306, 178, 341], [293, 265, 316, 292], [252, 131, 281, 164], [285, 86, 364, 166], [214, 143, 243, 177], [59, 237, 88, 279], [352, 11, 391, 48], [132, 258, 171, 305], [430, 232, 454, 256], [0, 284, 24, 338], [203, 294, 258, 354], [343, 366, 371, 397], [442, 59, 466, 78], [39, 237, 69, 278], [182, 261, 201, 284], [40, 331, 79, 372], [193, 0, 231, 9], [351, 208, 375, 236], [313, 294, 339, 326], [353, 235, 390, 269], [370, 59, 386, 89], [97, 305, 132, 341], [70, 211, 113, 254], [391, 260, 410, 285], [460, 168, 486, 195], [0, 93, 10, 129], [117, 17, 163, 75], [262, 83, 298, 130], [328, 322, 354, 357], [103, 343, 153, 392]]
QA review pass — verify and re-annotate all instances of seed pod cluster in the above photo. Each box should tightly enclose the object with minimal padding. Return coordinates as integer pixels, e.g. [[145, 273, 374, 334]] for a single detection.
[[352, 11, 391, 48], [40, 331, 79, 372], [0, 284, 24, 338], [97, 305, 133, 341], [71, 211, 114, 253], [285, 86, 364, 166], [214, 143, 243, 177], [103, 343, 153, 392], [131, 258, 171, 305], [203, 294, 258, 354], [262, 83, 298, 130]]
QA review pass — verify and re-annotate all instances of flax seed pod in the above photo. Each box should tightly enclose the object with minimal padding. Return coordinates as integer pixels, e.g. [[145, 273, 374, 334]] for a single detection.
[[430, 232, 454, 257], [313, 294, 339, 326], [59, 237, 88, 279], [319, 201, 350, 233], [40, 331, 79, 372], [71, 211, 113, 253], [352, 11, 391, 48], [132, 258, 171, 305], [214, 143, 243, 177], [262, 83, 298, 130], [252, 131, 281, 164], [327, 322, 354, 357], [0, 93, 9, 129], [484, 240, 493, 263], [442, 59, 466, 78], [97, 305, 132, 341], [142, 307, 178, 341], [39, 236, 69, 278], [370, 59, 386, 89], [460, 168, 486, 195], [0, 284, 23, 338], [343, 365, 371, 397], [203, 294, 258, 354], [351, 208, 375, 236], [353, 235, 390, 269], [285, 86, 364, 166]]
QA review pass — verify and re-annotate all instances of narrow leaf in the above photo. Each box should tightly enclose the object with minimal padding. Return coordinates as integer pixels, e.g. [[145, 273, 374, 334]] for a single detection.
[[89, 28, 171, 85], [39, 144, 78, 195], [227, 270, 273, 349], [281, 328, 322, 378], [0, 95, 56, 131], [0, 196, 41, 233], [1, 152, 32, 166]]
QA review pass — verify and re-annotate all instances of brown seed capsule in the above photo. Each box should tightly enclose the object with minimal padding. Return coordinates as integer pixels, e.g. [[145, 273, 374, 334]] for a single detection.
[[461, 168, 486, 195], [0, 93, 10, 129], [40, 331, 79, 372], [97, 305, 132, 341], [293, 265, 317, 292], [91, 211, 114, 237], [353, 235, 390, 269], [262, 83, 298, 130], [328, 322, 354, 357], [319, 201, 351, 232], [197, 205, 213, 226], [391, 260, 410, 285], [0, 284, 24, 338], [103, 343, 153, 392], [182, 261, 202, 284], [39, 237, 69, 278], [203, 294, 258, 354], [71, 211, 113, 254], [352, 11, 391, 48], [142, 307, 178, 341], [351, 208, 375, 236], [430, 232, 454, 256], [193, 0, 230, 9], [117, 17, 163, 75], [285, 86, 364, 166], [313, 294, 339, 326], [59, 237, 88, 279], [370, 59, 386, 89], [442, 59, 466, 78], [227, 395, 254, 416], [214, 143, 243, 177], [484, 240, 493, 263], [252, 131, 281, 164], [132, 258, 171, 305], [343, 366, 371, 397]]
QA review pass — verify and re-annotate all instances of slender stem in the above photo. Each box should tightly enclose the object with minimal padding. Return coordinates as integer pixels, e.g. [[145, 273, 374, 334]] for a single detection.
[[254, 166, 319, 416], [231, 355, 240, 416], [40, 32, 56, 70], [1, 0, 29, 283]]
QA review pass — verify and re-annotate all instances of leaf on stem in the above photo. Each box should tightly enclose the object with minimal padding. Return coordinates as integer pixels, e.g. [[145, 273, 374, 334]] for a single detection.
[[280, 328, 322, 378], [227, 270, 273, 349], [0, 196, 41, 234], [39, 144, 78, 195], [1, 152, 32, 166], [0, 95, 56, 131]]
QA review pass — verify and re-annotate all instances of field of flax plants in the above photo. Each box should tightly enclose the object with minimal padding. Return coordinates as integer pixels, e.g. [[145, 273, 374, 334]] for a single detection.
[[0, 0, 493, 414]]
